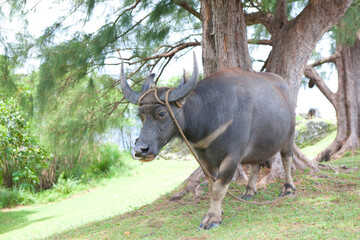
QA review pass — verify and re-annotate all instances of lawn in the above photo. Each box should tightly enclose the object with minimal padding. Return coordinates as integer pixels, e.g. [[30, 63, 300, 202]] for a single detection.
[[0, 159, 198, 240]]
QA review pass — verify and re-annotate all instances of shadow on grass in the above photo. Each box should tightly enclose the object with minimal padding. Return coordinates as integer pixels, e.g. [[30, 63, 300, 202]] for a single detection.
[[0, 210, 54, 234]]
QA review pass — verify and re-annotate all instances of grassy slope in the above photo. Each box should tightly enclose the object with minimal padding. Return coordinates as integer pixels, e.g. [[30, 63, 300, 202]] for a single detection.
[[0, 159, 198, 240], [48, 155, 360, 240], [302, 131, 337, 159]]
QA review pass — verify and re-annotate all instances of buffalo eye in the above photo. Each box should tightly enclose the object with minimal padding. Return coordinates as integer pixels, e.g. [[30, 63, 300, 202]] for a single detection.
[[157, 111, 167, 119]]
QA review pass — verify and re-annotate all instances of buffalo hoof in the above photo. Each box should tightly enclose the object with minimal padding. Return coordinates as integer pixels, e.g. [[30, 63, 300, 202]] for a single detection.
[[241, 194, 254, 200], [279, 183, 296, 197], [198, 215, 221, 230], [240, 186, 256, 200], [198, 221, 221, 230]]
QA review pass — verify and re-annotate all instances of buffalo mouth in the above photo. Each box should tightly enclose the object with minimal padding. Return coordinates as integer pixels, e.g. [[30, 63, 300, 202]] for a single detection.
[[131, 150, 157, 162]]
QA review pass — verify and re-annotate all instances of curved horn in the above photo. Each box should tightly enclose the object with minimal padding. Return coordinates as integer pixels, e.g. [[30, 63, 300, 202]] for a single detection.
[[120, 60, 141, 104], [166, 52, 199, 102]]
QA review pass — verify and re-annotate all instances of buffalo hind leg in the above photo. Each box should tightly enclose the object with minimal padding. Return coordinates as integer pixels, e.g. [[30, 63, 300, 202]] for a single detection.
[[240, 164, 259, 200], [199, 155, 237, 230], [279, 155, 296, 196]]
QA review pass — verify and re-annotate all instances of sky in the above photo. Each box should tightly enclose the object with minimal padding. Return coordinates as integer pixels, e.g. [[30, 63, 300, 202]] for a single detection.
[[1, 0, 337, 119]]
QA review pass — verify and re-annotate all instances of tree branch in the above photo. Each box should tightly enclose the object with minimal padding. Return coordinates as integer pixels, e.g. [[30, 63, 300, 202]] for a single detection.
[[308, 53, 338, 68], [247, 39, 272, 45], [244, 11, 274, 34], [304, 66, 336, 106], [273, 0, 288, 31], [171, 0, 201, 20], [113, 0, 142, 25], [130, 42, 201, 65]]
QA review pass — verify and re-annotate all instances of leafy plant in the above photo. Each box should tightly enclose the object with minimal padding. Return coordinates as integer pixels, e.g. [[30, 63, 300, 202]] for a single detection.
[[52, 173, 80, 195], [0, 98, 50, 190]]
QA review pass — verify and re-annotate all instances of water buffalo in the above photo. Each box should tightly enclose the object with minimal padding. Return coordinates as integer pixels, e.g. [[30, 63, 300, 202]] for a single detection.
[[120, 54, 295, 230]]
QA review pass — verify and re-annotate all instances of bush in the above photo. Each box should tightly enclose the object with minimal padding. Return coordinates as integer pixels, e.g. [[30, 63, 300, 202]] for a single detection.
[[89, 143, 125, 176], [0, 187, 19, 208], [52, 173, 80, 195], [0, 98, 51, 190]]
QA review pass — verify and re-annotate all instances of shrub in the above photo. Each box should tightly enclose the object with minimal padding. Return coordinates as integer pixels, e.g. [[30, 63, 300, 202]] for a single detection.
[[52, 173, 80, 196], [0, 98, 51, 190], [0, 187, 19, 208], [89, 143, 124, 176]]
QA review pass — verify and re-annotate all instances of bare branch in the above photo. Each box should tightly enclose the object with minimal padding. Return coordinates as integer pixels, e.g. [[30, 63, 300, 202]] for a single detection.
[[304, 66, 336, 106], [154, 56, 173, 85], [248, 39, 272, 45], [308, 54, 338, 68], [244, 11, 274, 34], [247, 0, 264, 13], [171, 0, 201, 20], [260, 50, 272, 72], [131, 42, 201, 65]]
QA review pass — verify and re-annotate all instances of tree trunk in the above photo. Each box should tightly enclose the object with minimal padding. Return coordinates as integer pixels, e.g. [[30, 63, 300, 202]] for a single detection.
[[305, 32, 360, 161], [2, 158, 13, 188], [333, 41, 360, 157], [357, 34, 360, 138], [253, 0, 351, 178], [201, 0, 252, 75], [171, 0, 254, 199]]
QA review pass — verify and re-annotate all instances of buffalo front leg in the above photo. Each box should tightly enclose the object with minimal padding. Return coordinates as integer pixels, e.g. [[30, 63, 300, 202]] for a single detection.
[[199, 155, 237, 230], [279, 155, 296, 196], [241, 164, 259, 200]]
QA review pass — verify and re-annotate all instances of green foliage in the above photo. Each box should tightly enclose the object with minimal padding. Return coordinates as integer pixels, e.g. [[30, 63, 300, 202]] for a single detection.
[[0, 54, 17, 98], [89, 144, 124, 176], [0, 174, 83, 208], [52, 173, 80, 195], [331, 0, 360, 47], [35, 72, 127, 178], [0, 98, 50, 190], [0, 186, 19, 208]]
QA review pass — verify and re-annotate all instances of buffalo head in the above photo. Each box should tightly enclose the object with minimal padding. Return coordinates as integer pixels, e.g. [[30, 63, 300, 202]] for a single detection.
[[120, 53, 198, 161]]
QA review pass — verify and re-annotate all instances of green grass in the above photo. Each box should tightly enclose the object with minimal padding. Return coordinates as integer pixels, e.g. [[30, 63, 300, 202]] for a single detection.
[[45, 155, 360, 240], [0, 159, 198, 240], [302, 130, 337, 159]]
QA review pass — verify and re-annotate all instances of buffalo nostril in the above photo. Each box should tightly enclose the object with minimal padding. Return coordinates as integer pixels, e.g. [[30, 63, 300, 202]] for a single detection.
[[141, 146, 150, 154]]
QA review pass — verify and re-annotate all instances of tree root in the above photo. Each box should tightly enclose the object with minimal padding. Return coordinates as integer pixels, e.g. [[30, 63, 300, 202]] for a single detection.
[[170, 167, 205, 201]]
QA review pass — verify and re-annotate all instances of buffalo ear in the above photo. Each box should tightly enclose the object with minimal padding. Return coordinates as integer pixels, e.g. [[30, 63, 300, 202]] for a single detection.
[[142, 73, 155, 92], [165, 52, 199, 102], [174, 70, 190, 106]]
